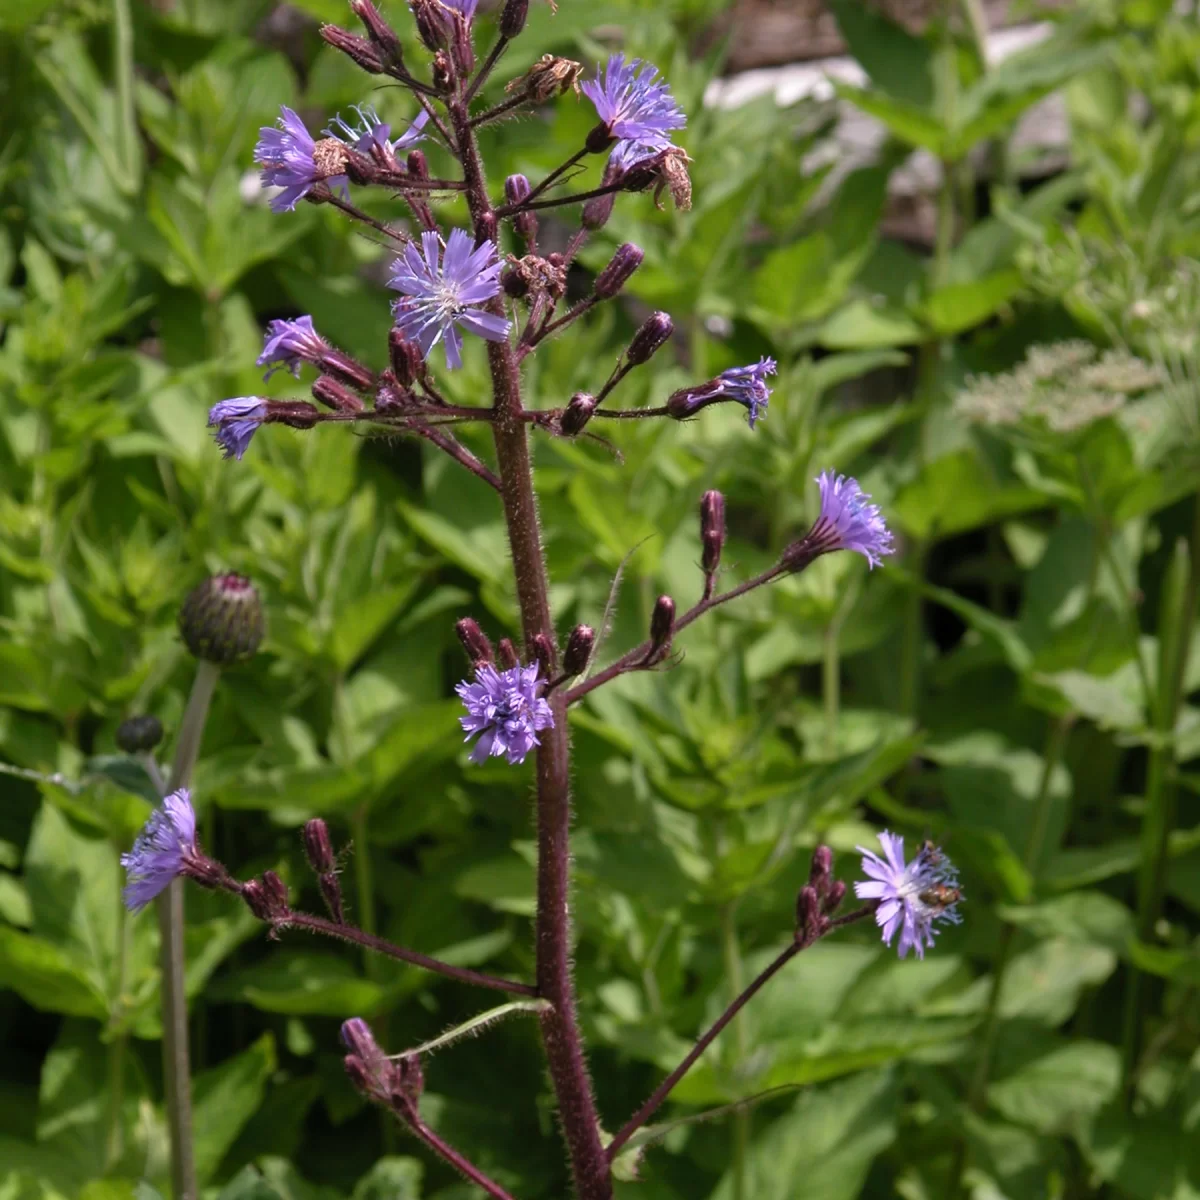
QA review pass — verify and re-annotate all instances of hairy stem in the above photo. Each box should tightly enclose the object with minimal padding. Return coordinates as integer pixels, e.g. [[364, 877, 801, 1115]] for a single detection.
[[445, 96, 612, 1200], [279, 911, 536, 996], [396, 1098, 518, 1200]]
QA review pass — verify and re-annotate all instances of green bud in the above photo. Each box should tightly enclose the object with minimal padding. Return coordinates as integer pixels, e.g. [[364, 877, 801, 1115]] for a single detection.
[[115, 714, 164, 754], [179, 573, 265, 666]]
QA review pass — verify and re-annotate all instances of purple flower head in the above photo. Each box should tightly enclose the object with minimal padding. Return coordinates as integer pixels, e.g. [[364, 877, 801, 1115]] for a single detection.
[[666, 357, 777, 427], [444, 0, 479, 14], [120, 789, 199, 912], [388, 229, 511, 369], [257, 316, 327, 380], [811, 471, 895, 568], [455, 662, 554, 765], [854, 832, 962, 959], [209, 398, 267, 460], [325, 105, 428, 156], [582, 55, 685, 166], [254, 106, 347, 213], [717, 357, 776, 427]]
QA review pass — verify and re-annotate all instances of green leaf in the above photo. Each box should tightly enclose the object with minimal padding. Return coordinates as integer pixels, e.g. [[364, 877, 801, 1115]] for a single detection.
[[350, 1158, 424, 1200], [709, 1071, 899, 1200], [828, 0, 935, 107], [210, 952, 387, 1017], [192, 1035, 277, 1184], [922, 270, 1023, 335], [988, 1041, 1121, 1133], [831, 84, 947, 153], [0, 927, 108, 1019], [819, 300, 923, 350]]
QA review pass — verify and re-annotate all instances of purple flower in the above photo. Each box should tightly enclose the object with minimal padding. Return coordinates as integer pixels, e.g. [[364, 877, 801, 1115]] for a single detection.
[[443, 0, 478, 15], [209, 398, 267, 460], [582, 55, 685, 166], [258, 316, 327, 380], [811, 471, 895, 568], [455, 663, 554, 765], [666, 357, 777, 428], [854, 832, 962, 959], [120, 789, 199, 912], [254, 106, 346, 213], [389, 229, 511, 369], [326, 105, 428, 156]]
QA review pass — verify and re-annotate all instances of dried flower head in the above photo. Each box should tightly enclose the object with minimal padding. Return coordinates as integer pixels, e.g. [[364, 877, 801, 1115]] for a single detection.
[[456, 663, 554, 765], [508, 53, 583, 102], [389, 229, 511, 369], [854, 831, 962, 959]]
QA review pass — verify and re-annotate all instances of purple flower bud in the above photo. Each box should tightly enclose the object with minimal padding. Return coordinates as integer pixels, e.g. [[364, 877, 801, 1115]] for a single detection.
[[649, 594, 674, 656], [116, 714, 164, 754], [344, 1054, 372, 1095], [780, 472, 896, 572], [496, 638, 520, 670], [320, 874, 345, 924], [241, 878, 271, 921], [626, 312, 672, 365], [312, 375, 364, 413], [456, 617, 494, 668], [341, 1016, 384, 1065], [700, 490, 725, 575], [395, 1053, 424, 1102], [824, 880, 846, 914], [319, 24, 385, 73], [808, 845, 833, 893], [389, 329, 424, 388], [563, 625, 594, 677], [796, 884, 823, 943], [264, 400, 321, 430], [179, 573, 265, 666], [407, 148, 429, 179], [594, 243, 644, 299], [581, 190, 615, 231], [208, 398, 266, 460], [530, 633, 554, 679], [350, 0, 403, 61], [455, 662, 554, 766], [261, 870, 290, 914], [561, 392, 596, 436], [303, 819, 335, 875], [500, 0, 528, 37], [411, 0, 452, 51]]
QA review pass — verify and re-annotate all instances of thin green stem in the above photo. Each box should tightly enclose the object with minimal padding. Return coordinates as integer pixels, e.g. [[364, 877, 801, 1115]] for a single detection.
[[110, 0, 140, 193], [106, 895, 131, 1170], [1094, 524, 1154, 711], [898, 541, 927, 721], [158, 659, 220, 1200]]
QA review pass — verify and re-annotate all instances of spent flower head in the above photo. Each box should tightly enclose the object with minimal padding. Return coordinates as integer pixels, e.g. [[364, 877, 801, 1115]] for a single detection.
[[389, 229, 510, 369], [209, 398, 267, 460], [121, 789, 200, 911], [582, 54, 685, 169], [854, 831, 962, 959], [456, 662, 554, 765]]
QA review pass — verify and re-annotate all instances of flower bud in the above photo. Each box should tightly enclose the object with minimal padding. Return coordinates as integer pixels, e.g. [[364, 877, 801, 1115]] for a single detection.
[[530, 632, 554, 678], [808, 845, 833, 894], [411, 0, 450, 51], [796, 885, 822, 942], [179, 574, 265, 666], [497, 638, 520, 670], [261, 869, 289, 914], [303, 818, 335, 875], [407, 149, 429, 180], [475, 211, 498, 248], [319, 24, 385, 73], [320, 874, 345, 924], [395, 1053, 424, 1103], [700, 490, 725, 575], [116, 714, 164, 754], [389, 329, 423, 387], [649, 595, 674, 657], [561, 392, 596, 436], [312, 375, 364, 413], [241, 879, 271, 921], [350, 0, 402, 62], [581, 191, 615, 231], [343, 1054, 372, 1095], [823, 880, 846, 915], [341, 1016, 383, 1065], [505, 174, 531, 206], [625, 312, 673, 366], [563, 625, 594, 677], [594, 243, 643, 299], [500, 0, 528, 37], [264, 399, 321, 429], [456, 617, 494, 669]]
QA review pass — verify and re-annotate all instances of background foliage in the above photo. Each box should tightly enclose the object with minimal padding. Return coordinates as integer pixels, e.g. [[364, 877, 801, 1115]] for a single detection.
[[3, 0, 1200, 1196]]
